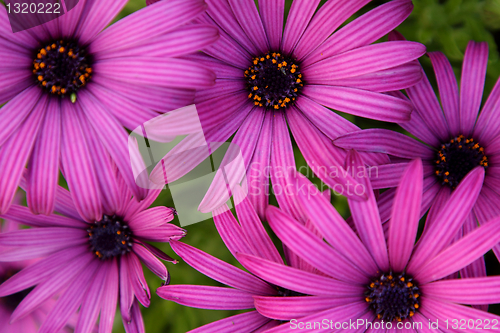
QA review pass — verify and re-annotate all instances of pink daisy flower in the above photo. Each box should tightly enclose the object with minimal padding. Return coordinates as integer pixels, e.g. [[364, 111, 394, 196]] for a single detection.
[[146, 0, 425, 219], [335, 38, 500, 271], [237, 153, 500, 332], [0, 173, 184, 333], [0, 0, 217, 218], [157, 185, 333, 332]]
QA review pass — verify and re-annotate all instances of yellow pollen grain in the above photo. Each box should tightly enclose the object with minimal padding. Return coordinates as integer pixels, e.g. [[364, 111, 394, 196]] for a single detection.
[[42, 81, 47, 86], [253, 59, 258, 65], [117, 231, 121, 235], [59, 47, 65, 53], [414, 304, 419, 309], [52, 43, 57, 49], [121, 240, 126, 245], [253, 86, 258, 91], [40, 49, 47, 56], [37, 54, 42, 59], [37, 75, 43, 81], [274, 105, 279, 109], [61, 88, 66, 94], [272, 59, 277, 64], [266, 55, 270, 59], [291, 68, 296, 73], [248, 93, 252, 98], [254, 101, 259, 106], [260, 57, 264, 61]]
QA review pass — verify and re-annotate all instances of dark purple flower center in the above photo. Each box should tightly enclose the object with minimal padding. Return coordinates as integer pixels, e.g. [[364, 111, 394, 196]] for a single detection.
[[435, 135, 488, 188], [245, 52, 303, 110], [32, 40, 93, 97], [365, 272, 420, 322], [87, 215, 133, 260], [0, 269, 32, 310]]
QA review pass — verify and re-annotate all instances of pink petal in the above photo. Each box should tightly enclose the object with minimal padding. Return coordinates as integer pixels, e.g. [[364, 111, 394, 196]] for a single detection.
[[303, 85, 412, 123], [422, 277, 500, 305], [258, 0, 284, 50], [388, 159, 423, 272], [189, 311, 270, 333], [236, 252, 364, 296], [460, 41, 488, 137], [228, 0, 269, 54]]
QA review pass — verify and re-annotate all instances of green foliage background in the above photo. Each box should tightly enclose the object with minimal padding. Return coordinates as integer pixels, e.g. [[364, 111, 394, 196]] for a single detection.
[[73, 0, 500, 331]]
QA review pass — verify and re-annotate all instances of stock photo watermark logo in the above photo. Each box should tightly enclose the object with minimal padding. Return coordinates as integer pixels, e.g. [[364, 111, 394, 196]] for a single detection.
[[128, 105, 380, 227], [128, 105, 248, 227], [4, 0, 79, 32]]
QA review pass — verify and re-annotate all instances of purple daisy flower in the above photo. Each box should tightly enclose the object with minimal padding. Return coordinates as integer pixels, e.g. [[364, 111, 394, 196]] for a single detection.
[[0, 0, 217, 218], [335, 37, 500, 270], [0, 173, 184, 333], [157, 185, 334, 332], [236, 152, 500, 332], [147, 0, 425, 219]]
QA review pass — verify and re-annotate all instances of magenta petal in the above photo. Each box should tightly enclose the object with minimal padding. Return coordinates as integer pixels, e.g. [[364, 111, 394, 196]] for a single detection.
[[388, 159, 423, 272], [11, 252, 94, 322], [91, 0, 207, 53], [236, 252, 364, 296], [254, 295, 358, 321], [270, 112, 303, 221], [303, 85, 412, 123], [293, 0, 371, 60], [233, 186, 283, 264], [170, 240, 275, 295], [292, 172, 378, 274], [74, 261, 109, 333], [460, 41, 488, 137], [265, 302, 368, 333], [189, 311, 270, 333], [122, 299, 145, 333], [99, 258, 119, 333], [258, 0, 284, 50], [133, 244, 168, 281], [75, 0, 128, 45], [287, 107, 368, 201], [303, 41, 425, 83], [406, 64, 450, 142], [346, 150, 389, 272], [228, 0, 269, 54], [407, 167, 485, 274], [473, 77, 500, 144], [60, 100, 102, 222], [428, 52, 460, 135], [282, 0, 321, 54], [0, 204, 86, 228], [414, 216, 500, 284], [0, 245, 86, 296], [246, 112, 272, 221], [26, 98, 60, 215], [335, 129, 434, 159], [303, 0, 414, 66], [79, 90, 147, 201], [213, 205, 256, 257], [422, 277, 500, 305], [266, 206, 370, 282], [119, 255, 134, 322], [128, 206, 175, 231], [369, 162, 408, 190], [158, 285, 255, 310]]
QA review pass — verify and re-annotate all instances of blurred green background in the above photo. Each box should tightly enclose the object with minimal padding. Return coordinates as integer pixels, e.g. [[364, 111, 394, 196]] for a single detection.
[[113, 0, 500, 332]]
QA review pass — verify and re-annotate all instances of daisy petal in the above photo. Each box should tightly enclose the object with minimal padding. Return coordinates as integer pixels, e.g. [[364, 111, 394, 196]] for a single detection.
[[266, 206, 370, 281], [158, 285, 255, 310], [304, 0, 414, 66], [258, 0, 284, 50], [254, 295, 358, 321], [303, 41, 425, 83], [228, 0, 268, 54], [334, 129, 434, 159], [407, 167, 484, 274], [428, 52, 460, 135], [99, 258, 119, 333], [388, 159, 423, 272], [26, 98, 60, 215], [414, 216, 500, 284], [304, 85, 412, 123], [170, 240, 275, 295], [281, 0, 321, 55], [423, 277, 500, 305], [236, 253, 364, 296], [189, 311, 270, 333]]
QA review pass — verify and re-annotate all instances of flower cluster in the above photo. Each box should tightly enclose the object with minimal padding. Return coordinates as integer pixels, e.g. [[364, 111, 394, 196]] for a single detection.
[[0, 0, 499, 332]]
